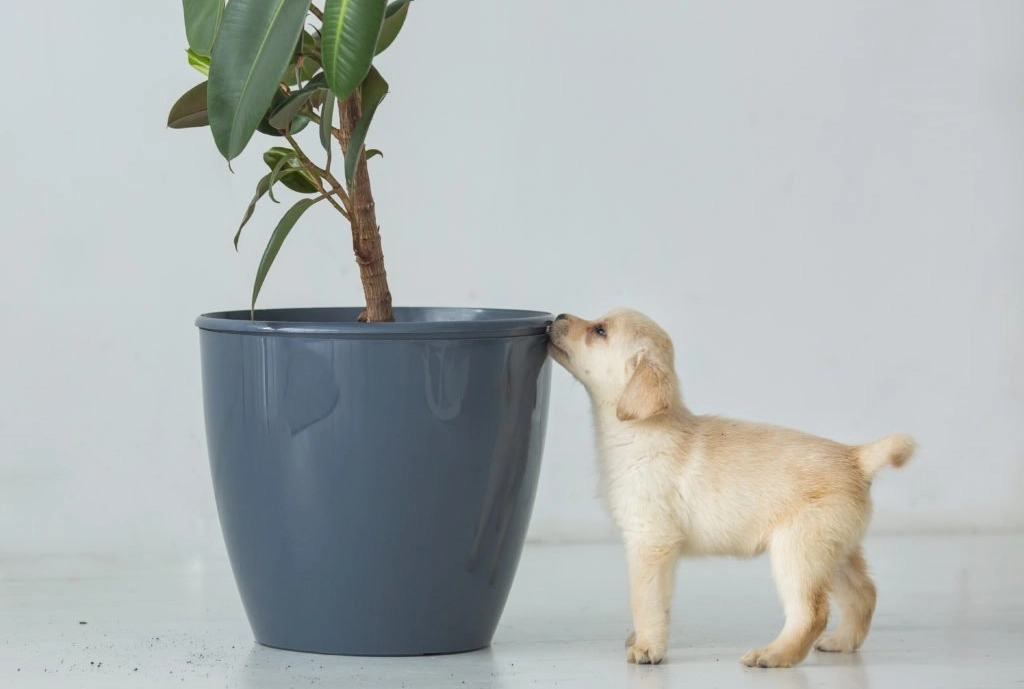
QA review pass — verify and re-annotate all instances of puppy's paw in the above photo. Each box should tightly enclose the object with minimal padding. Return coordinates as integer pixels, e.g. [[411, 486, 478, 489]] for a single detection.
[[815, 632, 859, 653], [626, 634, 665, 665], [740, 645, 799, 669]]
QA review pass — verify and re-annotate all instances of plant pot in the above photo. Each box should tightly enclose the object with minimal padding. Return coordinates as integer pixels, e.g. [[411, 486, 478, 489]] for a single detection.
[[196, 307, 553, 656]]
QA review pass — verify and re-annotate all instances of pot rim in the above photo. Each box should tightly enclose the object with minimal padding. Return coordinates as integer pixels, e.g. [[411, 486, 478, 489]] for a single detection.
[[195, 306, 553, 339]]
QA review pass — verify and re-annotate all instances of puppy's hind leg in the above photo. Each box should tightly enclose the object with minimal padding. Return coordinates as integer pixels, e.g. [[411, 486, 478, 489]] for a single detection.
[[742, 521, 836, 668], [625, 542, 679, 665], [816, 547, 876, 653]]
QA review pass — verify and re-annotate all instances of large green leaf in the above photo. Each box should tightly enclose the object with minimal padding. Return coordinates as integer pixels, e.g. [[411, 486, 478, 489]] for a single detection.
[[234, 173, 273, 249], [167, 82, 209, 129], [375, 0, 410, 55], [208, 0, 311, 160], [268, 72, 327, 130], [344, 67, 388, 187], [252, 198, 318, 315], [321, 0, 387, 102], [182, 0, 224, 56], [187, 48, 211, 76]]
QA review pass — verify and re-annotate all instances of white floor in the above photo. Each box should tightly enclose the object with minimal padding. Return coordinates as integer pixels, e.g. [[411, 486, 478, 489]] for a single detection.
[[2, 535, 1022, 688]]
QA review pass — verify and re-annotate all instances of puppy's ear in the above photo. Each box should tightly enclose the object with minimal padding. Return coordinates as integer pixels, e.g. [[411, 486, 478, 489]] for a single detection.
[[617, 349, 672, 421]]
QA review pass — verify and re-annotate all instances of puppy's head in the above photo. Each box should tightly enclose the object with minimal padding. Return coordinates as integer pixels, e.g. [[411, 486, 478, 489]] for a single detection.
[[548, 308, 678, 421]]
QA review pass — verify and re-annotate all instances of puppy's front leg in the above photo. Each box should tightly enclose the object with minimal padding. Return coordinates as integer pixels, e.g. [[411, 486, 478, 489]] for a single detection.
[[625, 543, 678, 664]]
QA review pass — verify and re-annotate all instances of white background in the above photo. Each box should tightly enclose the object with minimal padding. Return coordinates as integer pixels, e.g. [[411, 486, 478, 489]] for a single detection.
[[1, 1, 1021, 562]]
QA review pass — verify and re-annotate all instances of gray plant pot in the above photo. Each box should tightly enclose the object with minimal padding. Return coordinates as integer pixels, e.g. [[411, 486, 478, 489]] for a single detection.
[[195, 307, 553, 656]]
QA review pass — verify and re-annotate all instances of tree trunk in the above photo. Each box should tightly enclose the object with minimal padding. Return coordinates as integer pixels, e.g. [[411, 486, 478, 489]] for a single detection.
[[340, 88, 394, 323]]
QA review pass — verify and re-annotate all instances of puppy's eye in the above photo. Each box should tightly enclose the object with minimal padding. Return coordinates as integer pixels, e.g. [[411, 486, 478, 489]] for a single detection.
[[594, 324, 607, 338]]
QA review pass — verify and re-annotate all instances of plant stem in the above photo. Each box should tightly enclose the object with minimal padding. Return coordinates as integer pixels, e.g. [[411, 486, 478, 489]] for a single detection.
[[283, 132, 350, 219], [338, 88, 394, 323], [284, 128, 347, 201], [312, 184, 347, 203]]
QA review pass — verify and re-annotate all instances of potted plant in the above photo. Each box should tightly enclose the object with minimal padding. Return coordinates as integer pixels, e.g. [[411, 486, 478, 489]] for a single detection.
[[169, 0, 553, 655]]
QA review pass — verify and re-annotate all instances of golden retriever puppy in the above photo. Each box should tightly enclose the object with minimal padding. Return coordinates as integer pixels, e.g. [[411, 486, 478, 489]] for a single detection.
[[547, 308, 914, 668]]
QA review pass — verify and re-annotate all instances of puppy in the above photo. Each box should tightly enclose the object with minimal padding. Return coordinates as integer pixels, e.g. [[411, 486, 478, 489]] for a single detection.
[[547, 308, 914, 668]]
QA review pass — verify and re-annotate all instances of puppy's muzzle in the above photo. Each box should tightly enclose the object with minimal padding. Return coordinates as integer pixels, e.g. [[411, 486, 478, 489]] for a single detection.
[[547, 315, 572, 361]]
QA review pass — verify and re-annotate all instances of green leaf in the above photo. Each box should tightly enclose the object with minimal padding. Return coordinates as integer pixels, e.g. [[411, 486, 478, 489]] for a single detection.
[[302, 27, 321, 53], [321, 0, 387, 102], [255, 89, 310, 136], [375, 0, 410, 55], [187, 48, 211, 76], [235, 173, 274, 249], [167, 82, 209, 129], [365, 148, 382, 160], [263, 147, 320, 195], [263, 145, 297, 169], [283, 30, 322, 85], [279, 169, 319, 194], [263, 146, 291, 164], [207, 0, 312, 160], [267, 150, 299, 202], [344, 67, 388, 187], [283, 55, 321, 86], [252, 198, 318, 315], [182, 0, 224, 56], [320, 91, 336, 168], [268, 72, 327, 130]]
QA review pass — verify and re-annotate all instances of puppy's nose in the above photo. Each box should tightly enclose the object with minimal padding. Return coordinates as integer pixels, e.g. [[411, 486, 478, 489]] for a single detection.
[[555, 313, 568, 321]]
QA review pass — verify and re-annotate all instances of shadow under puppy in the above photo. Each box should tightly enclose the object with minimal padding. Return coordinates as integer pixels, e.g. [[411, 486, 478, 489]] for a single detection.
[[547, 308, 915, 668]]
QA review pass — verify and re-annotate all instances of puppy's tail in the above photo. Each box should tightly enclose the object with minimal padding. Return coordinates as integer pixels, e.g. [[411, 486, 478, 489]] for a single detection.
[[855, 433, 916, 478]]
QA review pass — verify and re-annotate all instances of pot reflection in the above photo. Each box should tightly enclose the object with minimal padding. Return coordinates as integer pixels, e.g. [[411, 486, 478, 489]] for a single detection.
[[466, 336, 549, 584]]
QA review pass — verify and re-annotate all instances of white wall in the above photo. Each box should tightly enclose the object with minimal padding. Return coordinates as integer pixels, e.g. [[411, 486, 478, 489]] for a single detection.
[[1, 1, 1021, 560]]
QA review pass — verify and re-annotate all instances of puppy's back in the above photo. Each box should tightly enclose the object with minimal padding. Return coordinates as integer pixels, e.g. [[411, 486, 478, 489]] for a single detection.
[[679, 416, 872, 553]]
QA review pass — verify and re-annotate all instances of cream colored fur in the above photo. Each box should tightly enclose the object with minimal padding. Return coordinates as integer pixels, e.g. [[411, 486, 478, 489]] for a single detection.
[[547, 308, 915, 668]]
